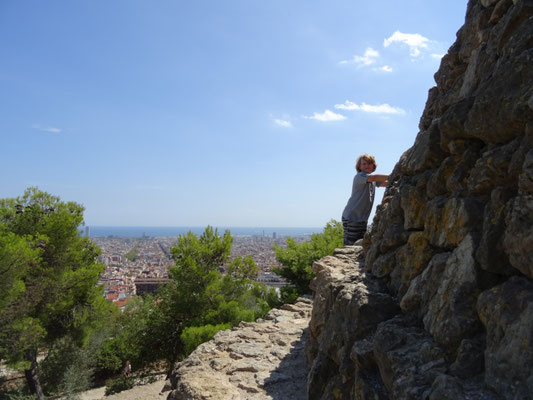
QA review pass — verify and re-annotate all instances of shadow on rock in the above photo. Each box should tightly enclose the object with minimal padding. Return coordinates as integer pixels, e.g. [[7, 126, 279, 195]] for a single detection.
[[263, 329, 309, 400]]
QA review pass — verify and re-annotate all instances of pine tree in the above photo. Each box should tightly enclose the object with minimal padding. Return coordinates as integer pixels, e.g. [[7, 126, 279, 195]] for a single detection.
[[0, 188, 109, 399]]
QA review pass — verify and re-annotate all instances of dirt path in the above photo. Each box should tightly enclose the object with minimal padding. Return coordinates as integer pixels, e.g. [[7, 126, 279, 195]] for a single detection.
[[79, 377, 166, 400]]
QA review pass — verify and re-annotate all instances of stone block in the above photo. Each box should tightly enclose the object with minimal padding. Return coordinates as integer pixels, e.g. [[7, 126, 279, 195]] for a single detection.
[[503, 195, 533, 277], [477, 277, 533, 399], [476, 187, 516, 275], [400, 184, 427, 230], [467, 138, 521, 194], [391, 232, 434, 297], [426, 196, 484, 248], [373, 314, 449, 399], [423, 235, 483, 348], [400, 252, 451, 315]]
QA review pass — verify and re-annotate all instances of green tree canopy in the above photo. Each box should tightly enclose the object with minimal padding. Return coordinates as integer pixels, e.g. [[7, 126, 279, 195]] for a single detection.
[[136, 227, 278, 370], [273, 220, 343, 302], [0, 188, 111, 399]]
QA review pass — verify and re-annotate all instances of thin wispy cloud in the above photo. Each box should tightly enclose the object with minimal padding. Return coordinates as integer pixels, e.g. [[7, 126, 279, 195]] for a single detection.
[[274, 119, 293, 128], [32, 124, 62, 133], [341, 47, 380, 66], [431, 53, 445, 59], [383, 31, 431, 57], [378, 65, 393, 72], [305, 109, 347, 122], [334, 101, 405, 115]]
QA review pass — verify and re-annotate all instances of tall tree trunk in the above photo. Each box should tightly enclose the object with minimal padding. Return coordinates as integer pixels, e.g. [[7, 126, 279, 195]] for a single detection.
[[24, 348, 45, 400]]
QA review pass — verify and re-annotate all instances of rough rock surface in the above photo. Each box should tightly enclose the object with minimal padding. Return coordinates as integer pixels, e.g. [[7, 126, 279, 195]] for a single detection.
[[166, 298, 312, 400], [307, 0, 533, 399]]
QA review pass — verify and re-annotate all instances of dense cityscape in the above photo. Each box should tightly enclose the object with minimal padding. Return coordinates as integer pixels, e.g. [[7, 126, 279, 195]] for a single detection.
[[93, 233, 311, 308]]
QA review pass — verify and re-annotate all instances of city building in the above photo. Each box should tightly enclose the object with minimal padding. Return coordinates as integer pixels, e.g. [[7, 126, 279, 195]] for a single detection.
[[134, 277, 170, 296]]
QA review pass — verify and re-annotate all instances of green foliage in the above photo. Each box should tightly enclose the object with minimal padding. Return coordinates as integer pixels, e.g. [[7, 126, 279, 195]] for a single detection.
[[0, 389, 37, 400], [39, 329, 112, 398], [39, 337, 89, 395], [0, 188, 115, 397], [274, 220, 343, 297], [104, 376, 133, 396], [94, 296, 154, 376], [278, 286, 300, 304], [181, 323, 231, 355], [136, 227, 279, 368], [123, 246, 138, 262], [0, 231, 39, 313], [139, 227, 232, 366], [0, 193, 282, 396]]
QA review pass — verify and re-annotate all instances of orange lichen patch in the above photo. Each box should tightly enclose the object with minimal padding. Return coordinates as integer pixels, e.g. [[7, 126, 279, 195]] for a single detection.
[[427, 197, 482, 248], [395, 232, 433, 289], [401, 185, 427, 230]]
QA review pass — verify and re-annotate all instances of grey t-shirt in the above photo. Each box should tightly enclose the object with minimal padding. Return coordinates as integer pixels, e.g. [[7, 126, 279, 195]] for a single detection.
[[341, 172, 376, 222]]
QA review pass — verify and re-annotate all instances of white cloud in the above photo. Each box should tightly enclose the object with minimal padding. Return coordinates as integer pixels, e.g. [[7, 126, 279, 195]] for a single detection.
[[431, 53, 445, 59], [274, 119, 293, 128], [341, 47, 379, 66], [305, 109, 347, 122], [32, 124, 62, 133], [379, 65, 393, 72], [354, 47, 379, 65], [383, 31, 431, 57], [334, 101, 405, 115]]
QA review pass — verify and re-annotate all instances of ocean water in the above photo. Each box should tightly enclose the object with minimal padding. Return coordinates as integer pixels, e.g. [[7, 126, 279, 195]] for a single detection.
[[86, 226, 322, 238]]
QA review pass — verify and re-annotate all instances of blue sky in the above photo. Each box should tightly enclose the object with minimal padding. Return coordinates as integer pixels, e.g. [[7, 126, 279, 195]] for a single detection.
[[0, 1, 467, 227]]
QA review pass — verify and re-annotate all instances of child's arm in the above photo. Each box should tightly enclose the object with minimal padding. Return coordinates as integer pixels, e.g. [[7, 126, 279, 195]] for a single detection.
[[368, 174, 388, 187], [367, 174, 388, 183]]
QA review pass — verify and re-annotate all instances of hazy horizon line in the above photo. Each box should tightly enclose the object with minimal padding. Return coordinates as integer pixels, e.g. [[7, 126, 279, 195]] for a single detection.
[[85, 225, 324, 228]]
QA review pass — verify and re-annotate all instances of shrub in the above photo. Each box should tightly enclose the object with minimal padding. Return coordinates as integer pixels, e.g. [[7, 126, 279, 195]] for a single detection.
[[104, 376, 133, 396], [181, 323, 231, 356], [38, 335, 98, 397], [274, 220, 343, 297]]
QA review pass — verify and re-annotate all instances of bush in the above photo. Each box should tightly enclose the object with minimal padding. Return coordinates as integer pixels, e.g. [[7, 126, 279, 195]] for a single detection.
[[93, 296, 155, 378], [0, 387, 37, 400], [274, 220, 343, 297], [181, 323, 231, 356], [38, 334, 104, 397], [104, 376, 133, 396], [279, 287, 300, 304]]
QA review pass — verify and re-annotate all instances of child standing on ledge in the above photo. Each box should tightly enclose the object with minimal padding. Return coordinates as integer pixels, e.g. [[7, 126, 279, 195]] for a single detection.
[[342, 154, 388, 246]]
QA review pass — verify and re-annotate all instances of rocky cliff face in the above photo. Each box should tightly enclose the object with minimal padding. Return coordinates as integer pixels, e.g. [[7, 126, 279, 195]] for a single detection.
[[307, 0, 533, 399], [165, 1, 531, 399]]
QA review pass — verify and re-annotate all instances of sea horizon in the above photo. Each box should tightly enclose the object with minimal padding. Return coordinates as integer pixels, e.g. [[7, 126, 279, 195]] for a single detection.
[[85, 226, 323, 238]]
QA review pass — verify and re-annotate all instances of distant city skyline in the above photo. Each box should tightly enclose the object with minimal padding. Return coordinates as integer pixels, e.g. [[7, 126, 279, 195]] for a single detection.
[[0, 1, 468, 227], [85, 225, 322, 238]]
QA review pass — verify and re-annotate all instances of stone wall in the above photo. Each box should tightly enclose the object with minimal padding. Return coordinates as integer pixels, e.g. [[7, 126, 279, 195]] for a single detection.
[[306, 0, 533, 399], [166, 298, 312, 400]]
